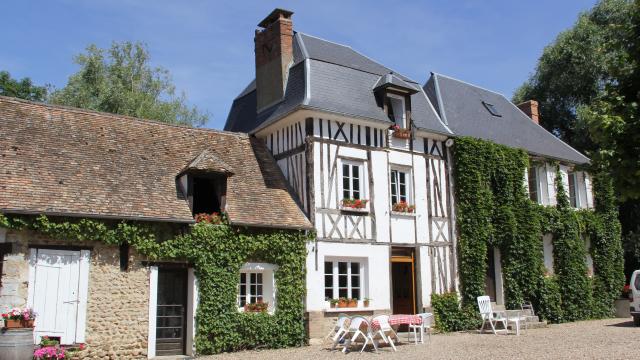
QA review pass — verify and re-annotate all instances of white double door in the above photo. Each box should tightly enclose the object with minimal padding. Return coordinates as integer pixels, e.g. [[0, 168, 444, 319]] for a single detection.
[[28, 248, 89, 345]]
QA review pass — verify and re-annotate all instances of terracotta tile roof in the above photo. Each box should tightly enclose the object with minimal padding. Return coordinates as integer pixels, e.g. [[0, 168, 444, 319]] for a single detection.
[[0, 96, 311, 229]]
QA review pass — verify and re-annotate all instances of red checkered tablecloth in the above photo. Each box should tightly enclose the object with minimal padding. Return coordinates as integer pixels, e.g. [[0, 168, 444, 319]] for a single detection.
[[371, 314, 422, 331]]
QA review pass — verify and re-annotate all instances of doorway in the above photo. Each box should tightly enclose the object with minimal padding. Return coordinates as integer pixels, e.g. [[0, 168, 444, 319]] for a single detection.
[[156, 268, 188, 356], [485, 246, 497, 302], [391, 248, 417, 316]]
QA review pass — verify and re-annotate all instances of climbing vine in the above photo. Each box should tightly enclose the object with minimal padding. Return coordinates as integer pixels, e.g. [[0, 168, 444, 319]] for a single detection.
[[453, 136, 624, 325], [0, 213, 312, 354]]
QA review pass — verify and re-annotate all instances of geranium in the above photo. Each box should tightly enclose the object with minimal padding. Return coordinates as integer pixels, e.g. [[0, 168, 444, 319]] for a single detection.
[[341, 198, 369, 209], [34, 346, 65, 360], [389, 124, 400, 131], [392, 201, 415, 213], [3, 307, 36, 321], [194, 212, 225, 224]]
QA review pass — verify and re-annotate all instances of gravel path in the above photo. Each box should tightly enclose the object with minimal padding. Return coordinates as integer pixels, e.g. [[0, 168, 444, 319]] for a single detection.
[[200, 318, 639, 359]]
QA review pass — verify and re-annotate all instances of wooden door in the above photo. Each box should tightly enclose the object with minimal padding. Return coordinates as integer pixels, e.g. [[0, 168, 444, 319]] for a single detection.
[[391, 252, 416, 316], [156, 268, 188, 356], [31, 249, 81, 345]]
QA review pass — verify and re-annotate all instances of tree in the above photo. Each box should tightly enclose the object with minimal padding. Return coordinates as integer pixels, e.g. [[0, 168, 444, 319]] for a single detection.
[[50, 41, 207, 127], [0, 71, 47, 101]]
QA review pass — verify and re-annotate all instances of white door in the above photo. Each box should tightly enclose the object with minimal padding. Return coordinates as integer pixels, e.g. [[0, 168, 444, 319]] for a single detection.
[[28, 249, 87, 345]]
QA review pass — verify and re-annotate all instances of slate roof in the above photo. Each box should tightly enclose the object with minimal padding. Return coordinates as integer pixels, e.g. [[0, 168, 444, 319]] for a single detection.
[[424, 74, 589, 164], [225, 32, 452, 136], [0, 96, 312, 229]]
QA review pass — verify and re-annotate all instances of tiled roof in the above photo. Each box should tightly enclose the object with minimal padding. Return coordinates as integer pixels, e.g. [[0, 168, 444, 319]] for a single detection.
[[0, 96, 312, 229]]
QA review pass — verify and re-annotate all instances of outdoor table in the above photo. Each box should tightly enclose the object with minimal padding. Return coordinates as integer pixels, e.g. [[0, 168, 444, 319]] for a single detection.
[[370, 314, 424, 332]]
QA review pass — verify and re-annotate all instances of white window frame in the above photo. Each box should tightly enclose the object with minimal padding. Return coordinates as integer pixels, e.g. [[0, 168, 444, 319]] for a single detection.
[[390, 166, 412, 206], [568, 172, 580, 208], [387, 93, 407, 128], [339, 159, 365, 201], [324, 259, 365, 301], [237, 263, 277, 313], [527, 166, 541, 203]]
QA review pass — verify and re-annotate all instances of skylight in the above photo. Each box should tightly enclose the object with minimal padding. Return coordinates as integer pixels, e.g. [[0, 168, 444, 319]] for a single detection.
[[482, 101, 501, 117]]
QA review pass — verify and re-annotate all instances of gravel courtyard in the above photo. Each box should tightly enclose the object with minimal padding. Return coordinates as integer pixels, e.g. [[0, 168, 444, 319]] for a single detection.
[[201, 318, 639, 359]]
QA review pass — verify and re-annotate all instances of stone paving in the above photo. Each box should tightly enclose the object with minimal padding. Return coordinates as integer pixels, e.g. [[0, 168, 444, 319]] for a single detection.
[[201, 318, 639, 359]]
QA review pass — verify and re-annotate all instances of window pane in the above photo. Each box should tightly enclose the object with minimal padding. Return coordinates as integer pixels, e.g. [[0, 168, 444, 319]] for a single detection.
[[351, 275, 360, 288], [338, 262, 348, 274], [339, 288, 348, 298], [257, 273, 262, 284], [324, 261, 333, 274], [256, 285, 263, 296], [352, 165, 359, 180], [528, 167, 538, 202], [324, 275, 333, 288], [250, 273, 256, 283], [351, 288, 360, 300], [325, 288, 334, 299], [351, 262, 360, 275], [339, 275, 347, 287]]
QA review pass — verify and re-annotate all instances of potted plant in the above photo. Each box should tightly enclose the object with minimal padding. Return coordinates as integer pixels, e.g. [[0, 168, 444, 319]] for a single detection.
[[347, 298, 358, 308], [244, 298, 268, 313], [2, 307, 36, 328], [33, 346, 66, 360], [329, 298, 339, 308], [363, 298, 371, 307], [194, 212, 226, 225], [390, 124, 411, 139], [338, 297, 348, 308], [39, 336, 60, 348], [392, 201, 415, 213], [341, 198, 369, 210]]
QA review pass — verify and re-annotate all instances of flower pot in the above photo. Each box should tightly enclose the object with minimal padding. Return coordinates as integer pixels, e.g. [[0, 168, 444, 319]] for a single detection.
[[347, 299, 358, 308], [363, 300, 370, 308], [4, 319, 24, 329], [392, 129, 411, 139], [20, 320, 34, 328], [330, 302, 336, 308], [338, 299, 348, 308]]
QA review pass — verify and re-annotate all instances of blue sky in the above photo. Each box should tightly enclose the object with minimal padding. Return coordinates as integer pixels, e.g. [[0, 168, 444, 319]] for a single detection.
[[3, 0, 596, 129]]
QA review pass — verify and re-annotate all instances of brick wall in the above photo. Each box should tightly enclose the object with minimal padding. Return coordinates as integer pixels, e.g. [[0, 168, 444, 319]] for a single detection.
[[0, 229, 150, 359]]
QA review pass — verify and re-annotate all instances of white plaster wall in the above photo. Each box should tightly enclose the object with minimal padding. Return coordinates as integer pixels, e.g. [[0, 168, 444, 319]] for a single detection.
[[418, 246, 432, 307], [413, 154, 429, 244], [306, 242, 390, 311], [390, 215, 415, 243]]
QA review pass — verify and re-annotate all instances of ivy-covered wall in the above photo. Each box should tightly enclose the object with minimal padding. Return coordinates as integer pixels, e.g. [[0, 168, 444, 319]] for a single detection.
[[0, 214, 312, 354], [452, 137, 624, 324]]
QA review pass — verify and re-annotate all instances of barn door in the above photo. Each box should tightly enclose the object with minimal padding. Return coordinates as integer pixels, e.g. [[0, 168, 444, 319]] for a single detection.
[[29, 248, 88, 345]]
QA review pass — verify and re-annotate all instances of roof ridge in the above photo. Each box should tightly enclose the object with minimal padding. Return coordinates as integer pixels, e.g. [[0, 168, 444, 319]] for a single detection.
[[0, 95, 249, 138], [432, 73, 505, 97]]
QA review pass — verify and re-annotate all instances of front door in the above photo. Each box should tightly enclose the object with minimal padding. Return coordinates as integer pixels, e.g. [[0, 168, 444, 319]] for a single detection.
[[30, 249, 83, 345], [156, 268, 188, 356], [391, 248, 416, 317]]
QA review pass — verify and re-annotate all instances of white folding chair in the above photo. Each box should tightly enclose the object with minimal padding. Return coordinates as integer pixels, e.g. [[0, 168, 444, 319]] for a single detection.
[[341, 316, 378, 353], [477, 295, 508, 335], [371, 315, 397, 351], [328, 314, 351, 350], [408, 312, 433, 344]]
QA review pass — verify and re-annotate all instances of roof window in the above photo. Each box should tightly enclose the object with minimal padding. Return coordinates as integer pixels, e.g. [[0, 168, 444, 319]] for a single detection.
[[482, 101, 501, 117]]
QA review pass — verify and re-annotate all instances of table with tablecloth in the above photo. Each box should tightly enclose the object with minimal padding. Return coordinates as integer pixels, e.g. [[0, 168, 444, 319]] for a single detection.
[[370, 314, 426, 332]]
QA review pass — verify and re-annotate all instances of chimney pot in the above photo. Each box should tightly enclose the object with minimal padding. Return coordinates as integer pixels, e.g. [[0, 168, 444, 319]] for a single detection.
[[517, 100, 539, 125]]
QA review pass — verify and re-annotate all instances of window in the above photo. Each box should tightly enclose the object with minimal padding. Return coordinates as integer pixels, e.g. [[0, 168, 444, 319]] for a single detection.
[[238, 272, 263, 307], [390, 169, 409, 205], [324, 260, 362, 300], [342, 162, 363, 200], [635, 273, 640, 291], [482, 101, 501, 117], [386, 94, 406, 127], [568, 172, 579, 208], [191, 175, 225, 215], [237, 263, 277, 312], [527, 166, 539, 203]]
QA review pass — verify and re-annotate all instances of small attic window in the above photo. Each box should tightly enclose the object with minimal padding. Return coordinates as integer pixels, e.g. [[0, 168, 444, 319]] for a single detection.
[[191, 175, 225, 215], [482, 101, 501, 117], [386, 94, 406, 128]]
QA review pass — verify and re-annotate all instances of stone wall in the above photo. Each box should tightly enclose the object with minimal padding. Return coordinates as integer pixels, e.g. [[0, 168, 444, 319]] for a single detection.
[[0, 229, 150, 359]]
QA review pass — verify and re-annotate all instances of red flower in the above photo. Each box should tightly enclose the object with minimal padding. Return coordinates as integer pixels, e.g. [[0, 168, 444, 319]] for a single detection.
[[79, 343, 85, 350]]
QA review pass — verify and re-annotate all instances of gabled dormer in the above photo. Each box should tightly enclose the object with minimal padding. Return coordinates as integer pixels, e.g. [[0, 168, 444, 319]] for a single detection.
[[177, 149, 233, 216], [374, 72, 419, 138]]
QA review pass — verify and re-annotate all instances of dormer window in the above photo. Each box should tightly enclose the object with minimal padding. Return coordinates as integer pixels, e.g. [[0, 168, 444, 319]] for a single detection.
[[482, 101, 501, 117], [178, 149, 233, 218], [386, 94, 406, 128]]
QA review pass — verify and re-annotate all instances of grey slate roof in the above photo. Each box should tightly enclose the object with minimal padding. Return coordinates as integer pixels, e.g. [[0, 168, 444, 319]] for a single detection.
[[373, 73, 420, 94], [424, 73, 589, 164], [225, 32, 451, 136]]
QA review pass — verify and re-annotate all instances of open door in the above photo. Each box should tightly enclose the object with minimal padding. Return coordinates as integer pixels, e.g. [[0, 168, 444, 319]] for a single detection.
[[391, 247, 417, 317]]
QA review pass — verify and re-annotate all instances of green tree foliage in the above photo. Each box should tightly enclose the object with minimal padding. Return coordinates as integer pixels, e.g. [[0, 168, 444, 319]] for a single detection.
[[50, 41, 208, 127], [0, 70, 47, 101]]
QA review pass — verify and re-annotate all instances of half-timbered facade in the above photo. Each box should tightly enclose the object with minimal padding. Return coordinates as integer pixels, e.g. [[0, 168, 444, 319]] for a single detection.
[[225, 9, 595, 339]]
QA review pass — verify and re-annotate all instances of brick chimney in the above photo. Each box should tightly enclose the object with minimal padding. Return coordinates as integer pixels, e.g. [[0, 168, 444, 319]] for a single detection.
[[517, 100, 539, 125], [255, 8, 294, 112]]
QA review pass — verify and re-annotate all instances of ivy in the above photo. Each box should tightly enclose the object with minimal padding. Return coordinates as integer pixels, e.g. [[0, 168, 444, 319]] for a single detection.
[[453, 136, 624, 326], [0, 213, 313, 354]]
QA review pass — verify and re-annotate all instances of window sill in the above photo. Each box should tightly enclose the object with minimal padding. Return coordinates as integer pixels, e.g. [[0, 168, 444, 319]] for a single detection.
[[339, 206, 369, 214], [390, 211, 416, 217], [324, 307, 375, 313]]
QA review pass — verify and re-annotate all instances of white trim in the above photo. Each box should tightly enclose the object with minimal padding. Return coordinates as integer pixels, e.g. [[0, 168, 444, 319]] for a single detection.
[[75, 250, 90, 343], [387, 93, 407, 128], [303, 59, 311, 105], [338, 159, 366, 202], [240, 263, 279, 272], [27, 248, 37, 309], [147, 266, 158, 359], [186, 268, 198, 356]]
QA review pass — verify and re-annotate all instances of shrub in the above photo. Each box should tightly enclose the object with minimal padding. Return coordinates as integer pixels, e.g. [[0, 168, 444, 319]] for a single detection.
[[431, 292, 480, 332]]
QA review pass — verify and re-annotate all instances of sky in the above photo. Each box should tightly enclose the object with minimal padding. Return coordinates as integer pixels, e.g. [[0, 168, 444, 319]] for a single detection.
[[3, 0, 597, 129]]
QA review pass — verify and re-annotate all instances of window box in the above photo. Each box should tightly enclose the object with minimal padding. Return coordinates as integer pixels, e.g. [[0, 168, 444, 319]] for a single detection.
[[391, 127, 411, 139], [340, 198, 369, 213], [392, 201, 415, 214]]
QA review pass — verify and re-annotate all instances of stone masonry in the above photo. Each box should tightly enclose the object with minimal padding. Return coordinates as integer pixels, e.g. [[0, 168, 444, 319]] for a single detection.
[[0, 229, 150, 359]]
